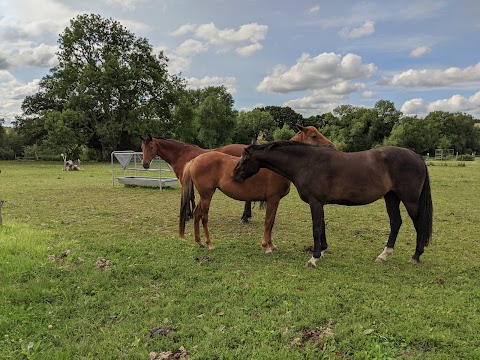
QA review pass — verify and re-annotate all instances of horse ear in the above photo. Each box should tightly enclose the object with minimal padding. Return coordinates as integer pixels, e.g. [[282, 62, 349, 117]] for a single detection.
[[147, 134, 153, 140], [296, 124, 305, 131], [244, 147, 252, 156]]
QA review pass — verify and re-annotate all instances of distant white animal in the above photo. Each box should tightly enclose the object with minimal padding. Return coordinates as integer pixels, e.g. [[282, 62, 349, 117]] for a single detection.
[[62, 154, 81, 171]]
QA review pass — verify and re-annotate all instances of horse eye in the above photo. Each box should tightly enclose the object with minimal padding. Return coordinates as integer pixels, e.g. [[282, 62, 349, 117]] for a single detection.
[[312, 135, 317, 138]]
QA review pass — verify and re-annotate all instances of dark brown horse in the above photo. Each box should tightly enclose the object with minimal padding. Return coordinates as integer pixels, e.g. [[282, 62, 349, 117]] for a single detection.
[[141, 126, 335, 222], [232, 141, 433, 267]]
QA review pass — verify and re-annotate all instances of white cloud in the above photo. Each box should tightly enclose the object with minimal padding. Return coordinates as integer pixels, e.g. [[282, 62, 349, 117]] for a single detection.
[[410, 46, 432, 57], [165, 39, 208, 74], [174, 39, 207, 57], [283, 93, 342, 117], [171, 22, 267, 56], [186, 76, 237, 94], [381, 62, 480, 87], [362, 90, 376, 98], [281, 81, 366, 116], [400, 98, 427, 114], [257, 52, 376, 93], [1, 43, 59, 69], [171, 23, 198, 36], [401, 92, 480, 117], [236, 43, 263, 57], [339, 20, 375, 39], [309, 5, 320, 14], [103, 0, 141, 11], [0, 0, 76, 38], [0, 72, 40, 125]]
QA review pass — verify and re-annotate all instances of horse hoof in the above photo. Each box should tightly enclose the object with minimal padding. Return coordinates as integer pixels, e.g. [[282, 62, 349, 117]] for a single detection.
[[198, 244, 205, 248], [375, 257, 386, 263], [305, 261, 316, 268], [409, 258, 420, 264], [240, 218, 249, 224], [265, 251, 273, 256], [208, 245, 215, 250]]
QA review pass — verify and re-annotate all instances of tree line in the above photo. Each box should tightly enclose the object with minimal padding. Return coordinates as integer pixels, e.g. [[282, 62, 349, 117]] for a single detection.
[[1, 14, 479, 160]]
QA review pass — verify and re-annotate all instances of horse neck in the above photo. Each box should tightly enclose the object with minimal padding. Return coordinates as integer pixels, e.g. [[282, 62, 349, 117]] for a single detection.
[[153, 138, 203, 177], [254, 148, 304, 182]]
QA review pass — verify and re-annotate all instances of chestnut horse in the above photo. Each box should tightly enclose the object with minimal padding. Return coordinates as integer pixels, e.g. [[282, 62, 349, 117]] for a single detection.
[[232, 141, 433, 267], [141, 125, 335, 222]]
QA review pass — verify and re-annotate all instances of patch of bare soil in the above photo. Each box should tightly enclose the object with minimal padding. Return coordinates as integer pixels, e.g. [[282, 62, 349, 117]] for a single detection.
[[96, 258, 110, 269], [303, 245, 314, 253], [291, 320, 335, 350], [195, 255, 213, 263], [149, 325, 172, 338], [149, 346, 188, 360]]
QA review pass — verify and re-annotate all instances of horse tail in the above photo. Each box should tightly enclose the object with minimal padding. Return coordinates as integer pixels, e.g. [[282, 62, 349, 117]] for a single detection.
[[179, 160, 195, 238], [417, 164, 433, 247], [258, 201, 267, 210]]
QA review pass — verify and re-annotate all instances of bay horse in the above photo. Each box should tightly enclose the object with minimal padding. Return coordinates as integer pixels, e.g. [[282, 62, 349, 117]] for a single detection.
[[232, 141, 433, 267], [141, 136, 250, 222], [178, 127, 335, 254], [141, 125, 335, 222]]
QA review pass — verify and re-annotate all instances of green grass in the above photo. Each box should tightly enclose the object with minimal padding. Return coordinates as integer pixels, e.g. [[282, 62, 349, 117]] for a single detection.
[[1, 160, 479, 359]]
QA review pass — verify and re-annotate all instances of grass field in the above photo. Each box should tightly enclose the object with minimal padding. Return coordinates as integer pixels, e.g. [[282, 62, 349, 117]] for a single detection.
[[0, 159, 479, 359]]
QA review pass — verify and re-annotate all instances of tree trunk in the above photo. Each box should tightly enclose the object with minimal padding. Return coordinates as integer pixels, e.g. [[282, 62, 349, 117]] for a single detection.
[[95, 148, 103, 162]]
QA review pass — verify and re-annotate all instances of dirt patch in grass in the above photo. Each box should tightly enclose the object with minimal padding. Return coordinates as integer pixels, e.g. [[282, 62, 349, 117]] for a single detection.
[[149, 346, 188, 360], [195, 255, 213, 263], [150, 325, 172, 338], [291, 320, 335, 350]]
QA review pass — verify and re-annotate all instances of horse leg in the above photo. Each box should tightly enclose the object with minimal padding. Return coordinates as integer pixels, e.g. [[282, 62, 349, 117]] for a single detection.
[[240, 201, 252, 224], [188, 192, 196, 221], [376, 192, 402, 262], [306, 201, 327, 268], [403, 201, 425, 264], [193, 203, 205, 248], [262, 197, 281, 255], [199, 197, 215, 250]]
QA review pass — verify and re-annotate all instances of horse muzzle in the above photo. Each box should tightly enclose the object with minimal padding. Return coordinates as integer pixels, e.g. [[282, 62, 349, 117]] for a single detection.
[[143, 163, 150, 169]]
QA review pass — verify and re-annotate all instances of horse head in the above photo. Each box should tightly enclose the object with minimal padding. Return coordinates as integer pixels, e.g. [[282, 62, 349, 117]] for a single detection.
[[140, 134, 155, 169], [232, 147, 261, 182], [291, 125, 336, 149]]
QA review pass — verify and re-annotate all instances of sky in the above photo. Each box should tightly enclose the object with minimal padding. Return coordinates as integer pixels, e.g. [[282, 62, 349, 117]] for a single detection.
[[1, 0, 480, 127]]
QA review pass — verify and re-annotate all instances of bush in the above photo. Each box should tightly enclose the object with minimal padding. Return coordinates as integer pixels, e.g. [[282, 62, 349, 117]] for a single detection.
[[273, 124, 295, 140], [0, 147, 15, 160], [457, 154, 475, 161]]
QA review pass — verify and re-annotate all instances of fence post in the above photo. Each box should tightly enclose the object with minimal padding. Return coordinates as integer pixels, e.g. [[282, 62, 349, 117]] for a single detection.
[[0, 199, 4, 225]]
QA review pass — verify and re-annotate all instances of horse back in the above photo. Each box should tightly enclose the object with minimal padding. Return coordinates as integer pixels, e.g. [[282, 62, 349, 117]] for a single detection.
[[296, 146, 426, 205], [214, 144, 248, 157], [191, 151, 290, 201]]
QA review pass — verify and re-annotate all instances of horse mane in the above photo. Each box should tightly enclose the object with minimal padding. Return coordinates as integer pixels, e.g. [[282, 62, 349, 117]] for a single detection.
[[144, 136, 203, 149], [250, 140, 316, 152]]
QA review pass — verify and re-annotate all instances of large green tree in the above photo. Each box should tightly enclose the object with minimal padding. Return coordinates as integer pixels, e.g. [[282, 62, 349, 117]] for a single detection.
[[188, 86, 237, 148], [321, 100, 402, 151], [385, 116, 438, 154], [16, 14, 184, 160], [258, 106, 303, 140], [233, 109, 274, 144], [424, 111, 479, 154]]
